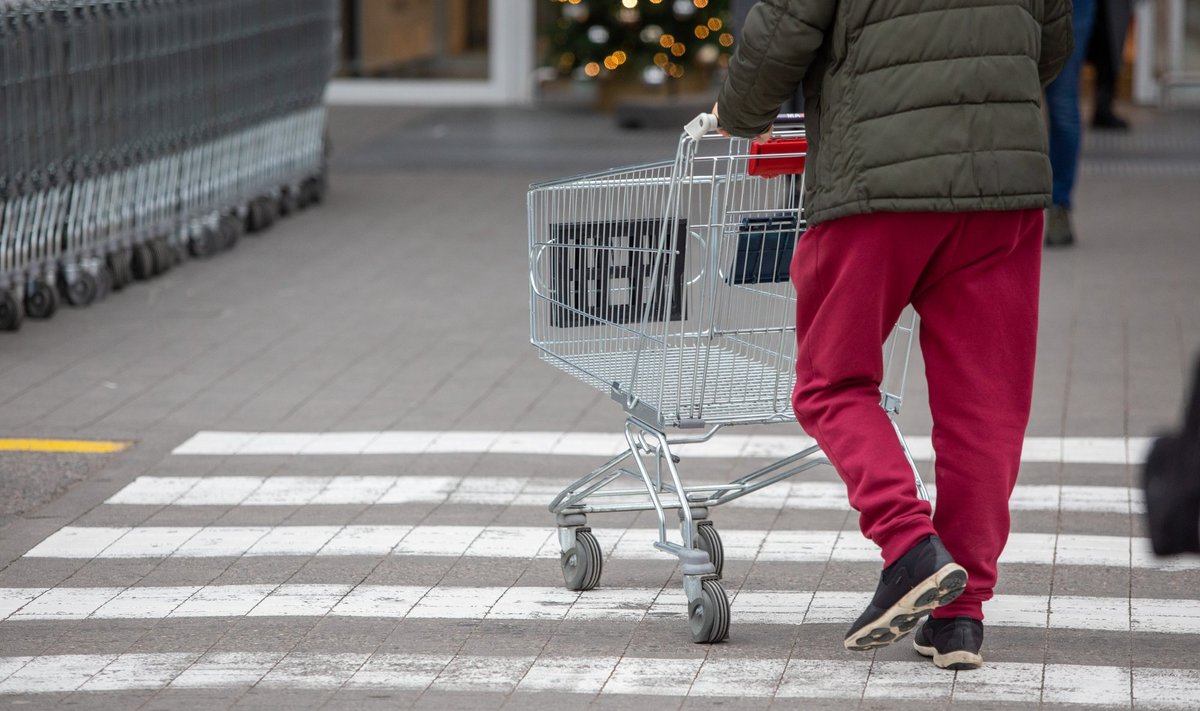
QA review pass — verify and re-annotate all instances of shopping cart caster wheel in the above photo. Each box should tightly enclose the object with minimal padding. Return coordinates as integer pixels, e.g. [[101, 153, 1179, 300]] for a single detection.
[[696, 524, 725, 579], [219, 215, 243, 250], [561, 528, 603, 592], [64, 272, 98, 307], [94, 266, 112, 300], [151, 240, 173, 274], [0, 290, 23, 331], [106, 254, 126, 292], [277, 188, 299, 217], [188, 228, 217, 258], [132, 243, 156, 279], [688, 578, 730, 644], [247, 198, 275, 233], [25, 280, 59, 319]]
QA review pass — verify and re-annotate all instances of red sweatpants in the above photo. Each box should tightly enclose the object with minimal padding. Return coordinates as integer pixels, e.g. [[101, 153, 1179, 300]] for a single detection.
[[791, 209, 1042, 620]]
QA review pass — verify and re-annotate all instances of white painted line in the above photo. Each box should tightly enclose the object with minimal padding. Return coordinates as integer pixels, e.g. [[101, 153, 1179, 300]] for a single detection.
[[23, 525, 1197, 570], [172, 431, 1156, 465], [0, 653, 1196, 706], [3, 585, 1198, 635], [105, 475, 1147, 515]]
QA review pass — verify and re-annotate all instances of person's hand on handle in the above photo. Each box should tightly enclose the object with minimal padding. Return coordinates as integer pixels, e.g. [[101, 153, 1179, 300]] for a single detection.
[[712, 103, 773, 144]]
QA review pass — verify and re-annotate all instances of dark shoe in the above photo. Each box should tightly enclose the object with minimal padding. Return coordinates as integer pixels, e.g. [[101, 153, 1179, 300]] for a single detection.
[[843, 535, 968, 651], [913, 616, 984, 670], [1044, 205, 1075, 248], [1092, 108, 1130, 131]]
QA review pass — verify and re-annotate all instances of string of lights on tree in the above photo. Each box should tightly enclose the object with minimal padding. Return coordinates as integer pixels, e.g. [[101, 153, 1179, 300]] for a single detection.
[[546, 0, 734, 86]]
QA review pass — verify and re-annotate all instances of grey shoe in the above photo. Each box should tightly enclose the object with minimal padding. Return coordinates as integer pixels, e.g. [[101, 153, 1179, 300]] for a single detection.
[[1044, 205, 1075, 247]]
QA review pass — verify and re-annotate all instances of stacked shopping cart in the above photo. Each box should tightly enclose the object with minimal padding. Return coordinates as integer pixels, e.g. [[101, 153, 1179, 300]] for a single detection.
[[0, 0, 337, 331]]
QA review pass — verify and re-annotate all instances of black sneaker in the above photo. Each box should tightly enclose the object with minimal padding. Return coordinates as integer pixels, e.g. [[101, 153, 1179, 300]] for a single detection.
[[913, 616, 984, 670], [843, 535, 967, 651]]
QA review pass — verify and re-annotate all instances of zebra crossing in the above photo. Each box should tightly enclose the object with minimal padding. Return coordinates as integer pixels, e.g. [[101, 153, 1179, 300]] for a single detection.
[[1, 430, 1198, 707]]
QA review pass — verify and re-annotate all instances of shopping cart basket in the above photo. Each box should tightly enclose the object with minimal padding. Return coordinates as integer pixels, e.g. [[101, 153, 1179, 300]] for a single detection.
[[528, 114, 925, 643]]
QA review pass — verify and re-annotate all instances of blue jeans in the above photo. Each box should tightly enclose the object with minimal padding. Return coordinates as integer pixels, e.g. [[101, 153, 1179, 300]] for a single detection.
[[1045, 0, 1096, 208]]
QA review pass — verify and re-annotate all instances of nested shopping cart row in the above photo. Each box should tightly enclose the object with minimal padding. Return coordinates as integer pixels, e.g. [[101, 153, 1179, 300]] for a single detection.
[[0, 0, 337, 331]]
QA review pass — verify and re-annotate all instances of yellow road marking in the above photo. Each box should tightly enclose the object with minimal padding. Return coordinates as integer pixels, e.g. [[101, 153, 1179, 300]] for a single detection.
[[0, 439, 130, 454]]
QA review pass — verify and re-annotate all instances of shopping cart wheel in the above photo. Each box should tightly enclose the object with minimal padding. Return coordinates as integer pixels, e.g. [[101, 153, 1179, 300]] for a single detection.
[[106, 253, 128, 292], [188, 228, 217, 259], [688, 578, 730, 644], [151, 239, 173, 274], [277, 188, 299, 217], [246, 197, 276, 233], [219, 214, 243, 250], [0, 289, 23, 331], [25, 279, 59, 319], [64, 272, 98, 307], [133, 243, 156, 279], [696, 523, 725, 579], [561, 528, 603, 591]]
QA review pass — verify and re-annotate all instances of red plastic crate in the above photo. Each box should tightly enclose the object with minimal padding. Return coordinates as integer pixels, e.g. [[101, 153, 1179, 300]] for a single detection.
[[747, 137, 808, 178]]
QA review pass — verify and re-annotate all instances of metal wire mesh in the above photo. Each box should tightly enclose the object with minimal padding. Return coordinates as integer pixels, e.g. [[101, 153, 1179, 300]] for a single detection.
[[0, 0, 337, 330]]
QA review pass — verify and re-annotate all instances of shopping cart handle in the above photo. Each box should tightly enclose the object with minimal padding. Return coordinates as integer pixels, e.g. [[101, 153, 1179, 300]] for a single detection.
[[684, 113, 719, 141]]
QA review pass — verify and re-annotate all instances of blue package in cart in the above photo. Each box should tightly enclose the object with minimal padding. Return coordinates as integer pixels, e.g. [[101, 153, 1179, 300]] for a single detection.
[[728, 215, 803, 285]]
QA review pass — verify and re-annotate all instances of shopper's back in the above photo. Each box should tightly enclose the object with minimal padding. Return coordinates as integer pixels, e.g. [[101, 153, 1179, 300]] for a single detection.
[[717, 0, 1074, 225]]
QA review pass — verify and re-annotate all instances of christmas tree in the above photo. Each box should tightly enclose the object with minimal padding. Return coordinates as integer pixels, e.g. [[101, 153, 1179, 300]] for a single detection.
[[544, 0, 733, 89]]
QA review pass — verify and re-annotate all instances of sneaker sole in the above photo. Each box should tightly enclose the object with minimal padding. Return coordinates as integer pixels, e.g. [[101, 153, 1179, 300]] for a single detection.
[[842, 563, 968, 651], [913, 637, 984, 670]]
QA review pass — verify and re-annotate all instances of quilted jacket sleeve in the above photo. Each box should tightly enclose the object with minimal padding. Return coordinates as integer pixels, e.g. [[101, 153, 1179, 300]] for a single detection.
[[716, 0, 836, 138], [1039, 0, 1075, 86]]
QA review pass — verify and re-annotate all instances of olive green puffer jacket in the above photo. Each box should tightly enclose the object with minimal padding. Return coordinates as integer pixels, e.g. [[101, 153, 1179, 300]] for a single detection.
[[717, 0, 1074, 225]]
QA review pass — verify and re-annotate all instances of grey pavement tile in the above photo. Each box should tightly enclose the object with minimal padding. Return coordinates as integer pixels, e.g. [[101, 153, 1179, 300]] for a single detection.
[[123, 618, 240, 653], [137, 558, 234, 587], [141, 690, 249, 711], [376, 619, 477, 655], [206, 618, 322, 653], [0, 559, 85, 589], [1056, 511, 1133, 536], [539, 624, 639, 658], [501, 691, 598, 711], [212, 505, 304, 527], [1131, 632, 1200, 670], [279, 506, 374, 527], [233, 688, 335, 710], [0, 693, 73, 707], [353, 504, 440, 526], [209, 558, 310, 585], [740, 562, 829, 593], [362, 558, 460, 586], [60, 690, 160, 708], [455, 621, 560, 657], [1051, 564, 1131, 599], [1131, 569, 1200, 599], [0, 620, 71, 656], [680, 698, 779, 711], [586, 693, 686, 711], [141, 506, 234, 527], [991, 564, 1054, 596], [289, 618, 394, 654], [39, 620, 158, 656], [61, 559, 163, 588], [323, 689, 424, 710], [290, 558, 382, 586], [1044, 628, 1133, 667], [412, 690, 510, 711]]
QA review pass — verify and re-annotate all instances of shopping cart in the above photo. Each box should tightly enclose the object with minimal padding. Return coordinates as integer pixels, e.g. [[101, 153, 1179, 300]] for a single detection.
[[528, 114, 925, 643]]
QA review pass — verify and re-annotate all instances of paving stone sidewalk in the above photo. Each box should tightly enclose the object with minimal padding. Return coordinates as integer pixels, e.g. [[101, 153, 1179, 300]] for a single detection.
[[0, 105, 1197, 709]]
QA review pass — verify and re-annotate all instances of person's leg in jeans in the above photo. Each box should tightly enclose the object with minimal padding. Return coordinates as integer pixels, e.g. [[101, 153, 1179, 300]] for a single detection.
[[909, 209, 1044, 620], [1044, 0, 1096, 245]]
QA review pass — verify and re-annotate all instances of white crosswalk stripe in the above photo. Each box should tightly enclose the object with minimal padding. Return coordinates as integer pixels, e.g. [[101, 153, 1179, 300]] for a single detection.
[[20, 524, 1199, 570], [2, 584, 1198, 634], [171, 430, 1155, 465], [0, 652, 1195, 706], [104, 475, 1147, 514]]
